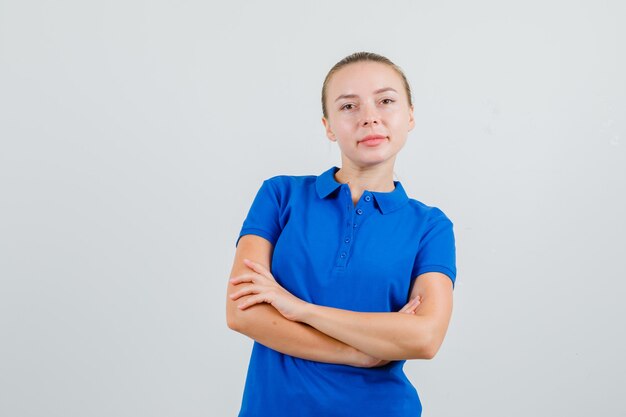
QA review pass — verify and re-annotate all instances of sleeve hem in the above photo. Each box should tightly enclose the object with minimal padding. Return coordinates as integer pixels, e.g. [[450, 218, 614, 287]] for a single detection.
[[236, 228, 278, 248], [414, 265, 457, 289]]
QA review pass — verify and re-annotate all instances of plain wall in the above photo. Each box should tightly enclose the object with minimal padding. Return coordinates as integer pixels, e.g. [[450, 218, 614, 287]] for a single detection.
[[1, 0, 625, 416]]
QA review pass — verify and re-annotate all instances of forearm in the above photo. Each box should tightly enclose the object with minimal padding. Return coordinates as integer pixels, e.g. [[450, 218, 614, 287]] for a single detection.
[[229, 256, 451, 362], [300, 304, 435, 361], [227, 294, 372, 367]]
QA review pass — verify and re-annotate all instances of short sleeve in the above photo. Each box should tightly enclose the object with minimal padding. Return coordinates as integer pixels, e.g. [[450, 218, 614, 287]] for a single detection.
[[411, 212, 457, 289], [235, 179, 282, 248]]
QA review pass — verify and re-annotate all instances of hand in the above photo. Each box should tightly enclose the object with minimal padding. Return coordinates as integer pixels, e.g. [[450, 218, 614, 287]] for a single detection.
[[229, 259, 309, 322], [398, 295, 422, 315], [354, 296, 422, 368], [355, 353, 391, 368]]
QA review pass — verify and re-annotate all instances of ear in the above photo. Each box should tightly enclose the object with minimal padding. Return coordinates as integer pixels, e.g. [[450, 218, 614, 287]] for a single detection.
[[408, 105, 415, 132], [322, 116, 336, 141]]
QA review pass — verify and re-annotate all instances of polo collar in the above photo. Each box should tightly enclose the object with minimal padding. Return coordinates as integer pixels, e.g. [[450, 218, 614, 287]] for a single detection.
[[315, 166, 409, 214]]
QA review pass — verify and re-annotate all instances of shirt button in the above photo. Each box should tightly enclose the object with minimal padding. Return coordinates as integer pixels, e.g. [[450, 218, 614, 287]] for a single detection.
[[356, 209, 363, 215], [340, 252, 346, 258], [365, 195, 371, 202], [344, 238, 350, 243]]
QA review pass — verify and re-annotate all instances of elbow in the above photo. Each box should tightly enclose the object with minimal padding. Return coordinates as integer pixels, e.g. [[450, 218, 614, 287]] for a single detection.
[[227, 309, 254, 334], [227, 295, 260, 334], [226, 285, 254, 333], [226, 311, 241, 332], [409, 336, 437, 360], [226, 303, 249, 333], [421, 332, 446, 360], [410, 323, 444, 360], [421, 342, 439, 360]]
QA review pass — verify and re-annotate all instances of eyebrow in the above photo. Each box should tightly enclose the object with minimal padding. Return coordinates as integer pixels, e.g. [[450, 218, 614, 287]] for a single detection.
[[334, 87, 399, 102]]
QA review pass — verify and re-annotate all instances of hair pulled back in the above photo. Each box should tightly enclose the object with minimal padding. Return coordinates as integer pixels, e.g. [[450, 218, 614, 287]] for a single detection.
[[321, 51, 413, 119]]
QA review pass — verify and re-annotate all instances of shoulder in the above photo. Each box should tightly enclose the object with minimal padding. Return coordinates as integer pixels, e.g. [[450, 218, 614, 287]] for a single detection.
[[259, 172, 318, 202], [264, 172, 317, 188], [263, 171, 317, 191], [405, 196, 454, 227]]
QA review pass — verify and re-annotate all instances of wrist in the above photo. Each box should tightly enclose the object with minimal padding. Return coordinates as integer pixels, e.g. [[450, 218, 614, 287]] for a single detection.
[[296, 300, 316, 324], [349, 348, 386, 368], [346, 346, 369, 367]]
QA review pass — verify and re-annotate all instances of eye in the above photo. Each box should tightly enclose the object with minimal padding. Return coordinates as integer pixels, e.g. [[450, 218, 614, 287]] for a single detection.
[[340, 103, 355, 111], [381, 98, 395, 104]]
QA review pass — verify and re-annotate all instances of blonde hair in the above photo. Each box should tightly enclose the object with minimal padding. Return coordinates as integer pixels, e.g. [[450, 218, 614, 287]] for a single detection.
[[321, 51, 413, 119]]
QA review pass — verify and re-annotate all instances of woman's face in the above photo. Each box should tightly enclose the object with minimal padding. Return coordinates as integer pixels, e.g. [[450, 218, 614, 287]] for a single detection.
[[322, 61, 415, 169]]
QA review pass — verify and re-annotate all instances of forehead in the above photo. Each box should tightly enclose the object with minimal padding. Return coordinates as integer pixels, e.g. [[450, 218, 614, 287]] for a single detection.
[[327, 61, 405, 97]]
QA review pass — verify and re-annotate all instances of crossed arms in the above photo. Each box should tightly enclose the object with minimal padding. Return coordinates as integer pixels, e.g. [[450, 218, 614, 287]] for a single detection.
[[226, 234, 454, 368]]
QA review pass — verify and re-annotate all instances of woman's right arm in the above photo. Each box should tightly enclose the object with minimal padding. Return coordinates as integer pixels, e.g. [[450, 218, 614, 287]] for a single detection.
[[227, 234, 385, 367]]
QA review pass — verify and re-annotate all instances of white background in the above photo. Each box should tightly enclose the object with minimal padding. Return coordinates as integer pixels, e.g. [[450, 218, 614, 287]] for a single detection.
[[1, 0, 625, 416]]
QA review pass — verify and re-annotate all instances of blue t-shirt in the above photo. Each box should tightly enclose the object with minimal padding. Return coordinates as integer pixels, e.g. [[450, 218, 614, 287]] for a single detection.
[[235, 166, 456, 417]]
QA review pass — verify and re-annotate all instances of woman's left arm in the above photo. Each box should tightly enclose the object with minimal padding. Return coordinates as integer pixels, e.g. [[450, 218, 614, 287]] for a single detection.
[[229, 260, 454, 361], [299, 271, 453, 360]]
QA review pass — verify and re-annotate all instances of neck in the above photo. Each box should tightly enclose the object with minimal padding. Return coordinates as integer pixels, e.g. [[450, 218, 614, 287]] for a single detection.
[[334, 159, 396, 193]]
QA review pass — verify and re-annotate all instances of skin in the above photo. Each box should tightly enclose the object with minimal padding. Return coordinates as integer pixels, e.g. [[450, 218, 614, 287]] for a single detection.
[[227, 61, 454, 363], [322, 61, 415, 204], [227, 234, 414, 367]]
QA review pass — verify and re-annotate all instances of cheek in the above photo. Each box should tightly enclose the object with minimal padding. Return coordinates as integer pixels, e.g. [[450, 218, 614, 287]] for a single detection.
[[389, 111, 411, 127], [333, 118, 356, 132]]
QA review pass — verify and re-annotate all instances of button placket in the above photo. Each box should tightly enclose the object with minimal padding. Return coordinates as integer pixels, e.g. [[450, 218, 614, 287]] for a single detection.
[[335, 188, 375, 267], [339, 196, 368, 265], [336, 184, 356, 267]]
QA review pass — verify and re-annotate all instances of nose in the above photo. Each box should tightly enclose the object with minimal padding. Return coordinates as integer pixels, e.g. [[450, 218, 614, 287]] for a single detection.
[[360, 103, 380, 127]]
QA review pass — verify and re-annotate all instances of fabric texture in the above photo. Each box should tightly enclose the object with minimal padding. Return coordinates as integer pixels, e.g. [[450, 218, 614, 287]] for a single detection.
[[235, 166, 456, 417]]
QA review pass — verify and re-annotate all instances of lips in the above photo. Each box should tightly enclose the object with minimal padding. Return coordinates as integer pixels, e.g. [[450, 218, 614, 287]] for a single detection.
[[359, 134, 387, 142], [359, 134, 387, 147]]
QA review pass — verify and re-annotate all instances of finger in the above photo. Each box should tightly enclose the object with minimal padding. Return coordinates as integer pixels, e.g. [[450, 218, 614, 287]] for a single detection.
[[401, 306, 417, 314], [398, 302, 412, 313], [243, 258, 263, 271], [399, 297, 421, 314], [238, 293, 270, 310], [408, 298, 422, 313], [229, 285, 259, 301], [243, 259, 276, 281], [409, 297, 422, 309], [229, 274, 257, 285], [399, 297, 419, 310], [399, 300, 415, 313]]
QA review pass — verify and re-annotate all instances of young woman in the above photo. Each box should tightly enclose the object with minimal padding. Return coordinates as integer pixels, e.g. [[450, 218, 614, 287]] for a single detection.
[[226, 51, 456, 417]]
